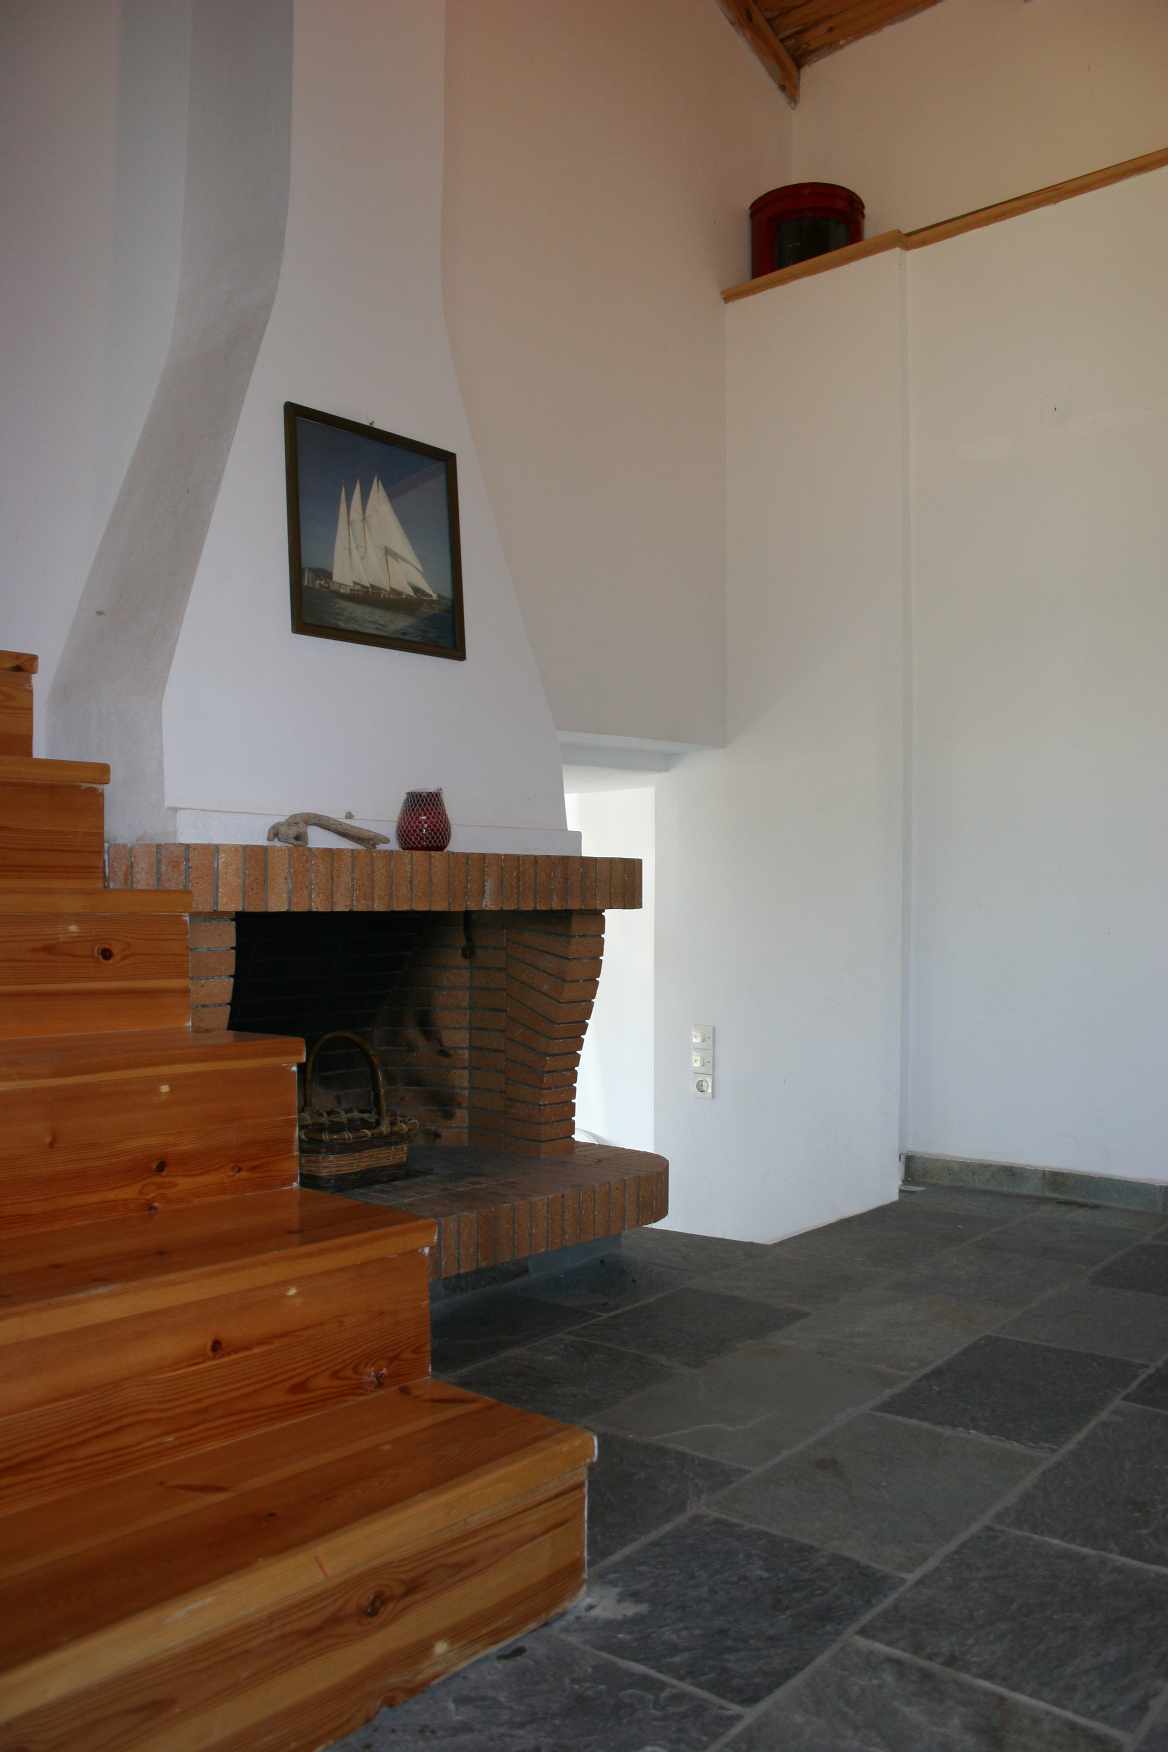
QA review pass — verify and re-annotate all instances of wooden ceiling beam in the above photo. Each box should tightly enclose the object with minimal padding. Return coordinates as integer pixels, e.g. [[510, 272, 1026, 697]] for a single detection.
[[774, 0, 944, 65], [717, 0, 801, 105]]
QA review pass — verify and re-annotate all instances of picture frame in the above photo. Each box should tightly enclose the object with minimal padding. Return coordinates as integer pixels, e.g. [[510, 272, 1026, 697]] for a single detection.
[[284, 401, 466, 661]]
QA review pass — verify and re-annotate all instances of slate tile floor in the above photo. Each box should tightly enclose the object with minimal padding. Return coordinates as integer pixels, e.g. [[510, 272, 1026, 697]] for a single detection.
[[335, 1188, 1168, 1752]]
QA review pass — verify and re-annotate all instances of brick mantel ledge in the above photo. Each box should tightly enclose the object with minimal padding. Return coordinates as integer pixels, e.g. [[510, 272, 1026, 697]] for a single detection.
[[106, 845, 641, 914]]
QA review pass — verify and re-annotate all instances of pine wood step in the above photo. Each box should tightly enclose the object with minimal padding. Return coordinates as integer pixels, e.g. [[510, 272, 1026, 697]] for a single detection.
[[0, 910, 190, 1039], [0, 652, 38, 673], [0, 1381, 593, 1752], [0, 1190, 436, 1514], [0, 755, 109, 787], [0, 672, 32, 759], [0, 1026, 304, 1089], [0, 889, 193, 914], [0, 1029, 306, 1237], [0, 759, 109, 890]]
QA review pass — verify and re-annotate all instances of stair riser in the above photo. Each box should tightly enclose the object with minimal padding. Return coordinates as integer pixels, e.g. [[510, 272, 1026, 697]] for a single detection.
[[0, 781, 105, 888], [0, 1252, 430, 1514], [0, 1065, 299, 1235], [1, 1477, 586, 1752], [0, 670, 33, 758], [0, 913, 190, 1038], [0, 1114, 297, 1237]]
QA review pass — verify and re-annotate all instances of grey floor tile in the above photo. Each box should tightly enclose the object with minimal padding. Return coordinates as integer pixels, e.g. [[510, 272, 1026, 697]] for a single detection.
[[782, 1279, 1007, 1373], [430, 1289, 588, 1372], [695, 1250, 884, 1310], [835, 1201, 1016, 1242], [895, 1241, 1083, 1309], [898, 1186, 1050, 1222], [620, 1225, 770, 1277], [1128, 1361, 1168, 1414], [978, 1212, 1146, 1269], [1093, 1244, 1168, 1298], [452, 1334, 678, 1424], [561, 1513, 895, 1708], [1139, 1712, 1168, 1750], [1003, 1284, 1168, 1362], [715, 1410, 1038, 1574], [597, 1340, 902, 1467], [588, 1432, 745, 1566], [866, 1524, 1168, 1731], [767, 1218, 981, 1275], [999, 1403, 1168, 1569], [523, 1252, 688, 1318], [880, 1335, 1139, 1451], [331, 1629, 739, 1750], [583, 1286, 806, 1368], [722, 1635, 1119, 1752]]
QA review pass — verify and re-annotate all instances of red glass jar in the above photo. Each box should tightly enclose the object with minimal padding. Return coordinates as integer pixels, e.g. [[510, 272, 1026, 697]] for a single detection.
[[750, 183, 865, 278], [396, 788, 451, 851]]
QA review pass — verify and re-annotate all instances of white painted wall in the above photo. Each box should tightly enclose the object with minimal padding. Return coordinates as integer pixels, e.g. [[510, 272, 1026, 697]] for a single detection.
[[907, 167, 1168, 1185], [565, 782, 656, 1153], [444, 0, 792, 748], [794, 0, 1168, 236], [163, 0, 571, 852], [653, 251, 908, 1241], [0, 0, 188, 739]]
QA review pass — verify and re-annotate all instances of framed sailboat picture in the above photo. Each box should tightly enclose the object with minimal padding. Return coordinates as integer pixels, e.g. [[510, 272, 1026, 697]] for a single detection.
[[284, 402, 466, 660]]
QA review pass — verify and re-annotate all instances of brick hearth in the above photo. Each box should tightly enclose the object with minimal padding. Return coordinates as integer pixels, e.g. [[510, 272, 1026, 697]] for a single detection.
[[106, 844, 668, 1265]]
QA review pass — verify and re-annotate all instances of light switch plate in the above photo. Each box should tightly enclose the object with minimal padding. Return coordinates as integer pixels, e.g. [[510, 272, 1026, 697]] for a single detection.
[[691, 1024, 714, 1047]]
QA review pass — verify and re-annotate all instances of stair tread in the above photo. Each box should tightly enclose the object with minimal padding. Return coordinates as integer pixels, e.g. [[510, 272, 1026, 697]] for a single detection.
[[0, 1188, 435, 1336], [0, 754, 109, 786], [0, 888, 193, 914], [0, 1026, 304, 1088], [0, 651, 37, 674], [0, 1380, 593, 1677]]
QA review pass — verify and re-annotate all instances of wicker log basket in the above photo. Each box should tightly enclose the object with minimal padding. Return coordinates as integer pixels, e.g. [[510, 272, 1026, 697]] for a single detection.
[[298, 1029, 419, 1192]]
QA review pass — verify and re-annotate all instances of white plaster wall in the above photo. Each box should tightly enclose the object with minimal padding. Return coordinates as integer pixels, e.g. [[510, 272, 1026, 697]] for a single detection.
[[907, 167, 1168, 1184], [653, 251, 908, 1241], [794, 0, 1168, 236], [164, 0, 571, 851], [565, 783, 655, 1153], [443, 0, 792, 747]]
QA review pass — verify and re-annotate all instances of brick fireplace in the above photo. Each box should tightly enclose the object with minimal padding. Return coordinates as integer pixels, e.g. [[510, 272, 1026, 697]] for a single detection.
[[107, 843, 667, 1277]]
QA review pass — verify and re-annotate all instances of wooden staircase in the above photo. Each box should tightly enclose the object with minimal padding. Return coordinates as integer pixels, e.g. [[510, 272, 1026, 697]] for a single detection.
[[0, 653, 594, 1752]]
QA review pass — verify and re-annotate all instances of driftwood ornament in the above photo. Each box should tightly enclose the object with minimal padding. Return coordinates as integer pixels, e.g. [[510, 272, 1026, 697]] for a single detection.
[[266, 813, 390, 849]]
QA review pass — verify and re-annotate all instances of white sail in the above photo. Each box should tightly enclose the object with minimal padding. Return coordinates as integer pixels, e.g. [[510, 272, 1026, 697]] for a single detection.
[[331, 485, 353, 587], [347, 480, 379, 591], [366, 475, 438, 599]]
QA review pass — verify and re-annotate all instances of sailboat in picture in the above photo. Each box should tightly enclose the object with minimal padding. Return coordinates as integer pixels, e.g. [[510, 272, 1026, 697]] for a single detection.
[[329, 476, 440, 607]]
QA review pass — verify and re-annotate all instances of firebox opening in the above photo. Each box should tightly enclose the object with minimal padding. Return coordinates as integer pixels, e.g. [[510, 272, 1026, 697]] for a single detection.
[[229, 911, 471, 1146]]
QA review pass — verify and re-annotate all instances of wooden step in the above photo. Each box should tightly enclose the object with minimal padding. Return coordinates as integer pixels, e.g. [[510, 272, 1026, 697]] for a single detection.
[[0, 1029, 304, 1235], [0, 888, 192, 915], [0, 1189, 436, 1514], [0, 1380, 593, 1752], [0, 676, 32, 759], [0, 1026, 303, 1089], [0, 910, 190, 1039], [0, 656, 37, 761], [0, 758, 109, 890]]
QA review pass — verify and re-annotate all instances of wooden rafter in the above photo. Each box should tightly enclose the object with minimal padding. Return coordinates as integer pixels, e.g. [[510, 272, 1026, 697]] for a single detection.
[[762, 0, 946, 67], [717, 0, 801, 106]]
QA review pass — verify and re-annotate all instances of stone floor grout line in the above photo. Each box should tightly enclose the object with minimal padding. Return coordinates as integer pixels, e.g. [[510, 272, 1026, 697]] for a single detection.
[[996, 1519, 1168, 1584], [543, 1623, 747, 1719], [850, 1635, 1133, 1748], [581, 1229, 1168, 1747]]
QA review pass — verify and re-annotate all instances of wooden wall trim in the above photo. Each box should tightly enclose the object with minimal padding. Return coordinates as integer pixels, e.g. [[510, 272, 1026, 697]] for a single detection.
[[722, 144, 1168, 303]]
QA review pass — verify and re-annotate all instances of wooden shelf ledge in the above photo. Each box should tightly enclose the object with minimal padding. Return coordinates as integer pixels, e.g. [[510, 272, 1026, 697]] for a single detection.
[[723, 143, 1168, 303]]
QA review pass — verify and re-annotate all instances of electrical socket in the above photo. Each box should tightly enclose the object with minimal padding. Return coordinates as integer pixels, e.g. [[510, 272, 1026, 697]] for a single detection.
[[693, 1073, 714, 1099]]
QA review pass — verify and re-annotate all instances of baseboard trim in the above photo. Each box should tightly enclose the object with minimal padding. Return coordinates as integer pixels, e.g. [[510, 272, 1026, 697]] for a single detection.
[[903, 1153, 1168, 1215]]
